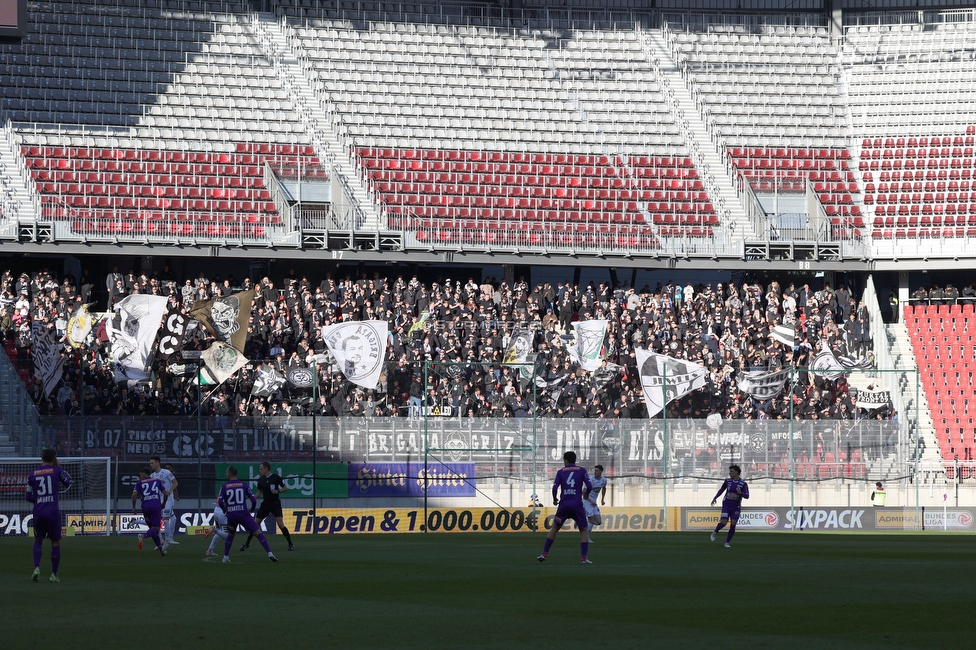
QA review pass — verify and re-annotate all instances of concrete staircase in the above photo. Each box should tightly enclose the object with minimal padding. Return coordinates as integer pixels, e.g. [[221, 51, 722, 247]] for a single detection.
[[245, 13, 383, 231], [636, 26, 755, 241], [885, 320, 944, 483], [0, 121, 38, 235]]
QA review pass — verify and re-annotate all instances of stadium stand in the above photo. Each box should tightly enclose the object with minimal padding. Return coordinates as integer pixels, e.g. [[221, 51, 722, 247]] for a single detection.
[[279, 3, 727, 253], [858, 129, 976, 240], [846, 14, 976, 253], [0, 0, 321, 244], [661, 16, 863, 243], [666, 20, 846, 148], [905, 303, 976, 464]]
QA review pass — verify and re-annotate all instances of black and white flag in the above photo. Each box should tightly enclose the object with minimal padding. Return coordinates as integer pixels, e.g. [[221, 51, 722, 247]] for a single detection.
[[157, 309, 190, 359], [321, 320, 388, 390], [737, 368, 790, 401], [167, 362, 199, 377], [31, 322, 64, 396], [855, 387, 891, 410], [503, 327, 534, 365], [634, 349, 708, 418], [569, 320, 607, 372], [252, 367, 287, 396], [107, 295, 168, 383], [592, 361, 621, 392], [190, 290, 254, 354], [771, 324, 795, 348], [287, 366, 315, 389], [839, 355, 873, 370], [811, 344, 845, 381]]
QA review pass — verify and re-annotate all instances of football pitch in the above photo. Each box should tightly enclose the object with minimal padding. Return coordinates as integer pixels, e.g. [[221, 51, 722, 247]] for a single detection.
[[1, 532, 972, 648]]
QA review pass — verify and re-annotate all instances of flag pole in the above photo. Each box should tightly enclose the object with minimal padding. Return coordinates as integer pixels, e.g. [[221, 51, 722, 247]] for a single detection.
[[312, 359, 318, 535], [661, 358, 667, 528], [197, 360, 202, 515]]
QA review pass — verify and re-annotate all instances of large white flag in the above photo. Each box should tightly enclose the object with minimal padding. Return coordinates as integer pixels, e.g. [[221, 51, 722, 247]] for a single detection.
[[107, 295, 168, 383], [31, 322, 64, 396], [737, 368, 790, 401], [634, 349, 708, 418], [811, 343, 845, 381], [321, 320, 388, 390], [569, 320, 608, 372], [201, 342, 248, 385]]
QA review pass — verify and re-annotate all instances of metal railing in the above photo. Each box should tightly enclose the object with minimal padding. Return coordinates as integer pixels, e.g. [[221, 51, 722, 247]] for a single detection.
[[0, 349, 40, 456]]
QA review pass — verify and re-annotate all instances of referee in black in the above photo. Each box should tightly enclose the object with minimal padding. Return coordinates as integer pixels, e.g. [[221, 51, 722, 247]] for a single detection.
[[241, 461, 295, 552]]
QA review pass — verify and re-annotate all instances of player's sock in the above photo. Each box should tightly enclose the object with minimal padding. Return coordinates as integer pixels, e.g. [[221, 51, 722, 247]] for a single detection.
[[243, 532, 255, 549], [714, 521, 727, 533], [51, 547, 60, 576], [725, 523, 737, 544], [224, 536, 234, 557], [542, 537, 554, 556], [580, 541, 589, 560], [255, 533, 273, 554], [167, 516, 178, 543], [281, 527, 294, 548], [149, 529, 163, 550], [33, 540, 42, 569]]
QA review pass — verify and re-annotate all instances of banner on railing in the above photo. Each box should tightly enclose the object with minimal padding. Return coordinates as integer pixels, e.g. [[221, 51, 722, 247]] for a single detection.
[[55, 416, 907, 481]]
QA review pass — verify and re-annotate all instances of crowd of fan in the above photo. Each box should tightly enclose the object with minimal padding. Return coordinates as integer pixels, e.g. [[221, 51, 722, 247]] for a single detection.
[[0, 265, 891, 423]]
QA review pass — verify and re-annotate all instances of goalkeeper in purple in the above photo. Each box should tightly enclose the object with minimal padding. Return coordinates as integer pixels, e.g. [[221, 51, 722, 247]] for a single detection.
[[217, 466, 278, 563], [25, 448, 71, 583], [537, 451, 593, 564], [131, 467, 170, 557], [710, 464, 750, 547]]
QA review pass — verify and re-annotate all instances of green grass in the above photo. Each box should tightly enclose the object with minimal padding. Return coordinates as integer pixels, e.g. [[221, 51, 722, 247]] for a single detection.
[[1, 532, 973, 648]]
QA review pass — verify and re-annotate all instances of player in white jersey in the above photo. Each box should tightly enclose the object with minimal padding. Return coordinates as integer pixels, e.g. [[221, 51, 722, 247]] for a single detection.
[[582, 464, 607, 542], [149, 456, 179, 550], [204, 501, 229, 557]]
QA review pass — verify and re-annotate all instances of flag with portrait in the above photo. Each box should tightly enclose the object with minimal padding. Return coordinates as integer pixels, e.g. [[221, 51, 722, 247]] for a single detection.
[[321, 320, 388, 390], [189, 290, 254, 354], [503, 327, 534, 365], [65, 304, 96, 349], [107, 294, 168, 383]]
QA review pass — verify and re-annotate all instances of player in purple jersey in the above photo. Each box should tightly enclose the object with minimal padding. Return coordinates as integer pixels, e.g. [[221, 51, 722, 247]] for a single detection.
[[24, 448, 71, 582], [537, 451, 593, 564], [216, 466, 278, 564], [131, 467, 170, 557], [710, 465, 750, 548]]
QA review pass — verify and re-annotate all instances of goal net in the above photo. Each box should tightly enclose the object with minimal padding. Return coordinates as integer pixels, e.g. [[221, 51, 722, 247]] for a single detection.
[[0, 457, 111, 536]]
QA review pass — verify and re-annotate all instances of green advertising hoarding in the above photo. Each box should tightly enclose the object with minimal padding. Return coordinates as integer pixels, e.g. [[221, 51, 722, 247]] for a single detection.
[[215, 463, 347, 499]]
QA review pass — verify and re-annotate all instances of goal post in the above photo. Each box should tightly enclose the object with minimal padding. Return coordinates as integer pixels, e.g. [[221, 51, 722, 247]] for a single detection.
[[0, 457, 112, 536]]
